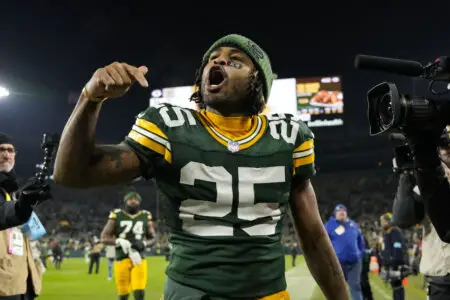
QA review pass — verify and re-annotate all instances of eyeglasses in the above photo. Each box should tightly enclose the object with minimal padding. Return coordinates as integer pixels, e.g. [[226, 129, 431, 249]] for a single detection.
[[0, 147, 16, 154]]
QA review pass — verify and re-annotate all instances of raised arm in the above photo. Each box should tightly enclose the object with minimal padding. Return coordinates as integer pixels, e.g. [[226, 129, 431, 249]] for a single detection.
[[53, 62, 148, 188]]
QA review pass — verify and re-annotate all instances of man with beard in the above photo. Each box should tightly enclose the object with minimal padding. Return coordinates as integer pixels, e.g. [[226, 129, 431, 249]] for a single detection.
[[0, 133, 45, 230], [100, 192, 155, 300], [54, 34, 348, 299], [0, 133, 49, 299]]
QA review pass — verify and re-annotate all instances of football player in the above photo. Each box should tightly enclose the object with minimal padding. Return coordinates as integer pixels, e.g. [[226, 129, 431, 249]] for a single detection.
[[55, 34, 348, 299], [100, 192, 155, 300]]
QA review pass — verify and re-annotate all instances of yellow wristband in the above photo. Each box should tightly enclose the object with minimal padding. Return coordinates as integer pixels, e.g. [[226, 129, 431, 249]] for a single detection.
[[82, 87, 108, 103]]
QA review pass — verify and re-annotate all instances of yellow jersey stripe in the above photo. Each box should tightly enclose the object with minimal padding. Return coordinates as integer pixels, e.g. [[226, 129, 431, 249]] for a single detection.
[[136, 118, 168, 140], [128, 130, 172, 163], [293, 153, 315, 168], [294, 139, 314, 152], [132, 125, 171, 151], [293, 148, 314, 159]]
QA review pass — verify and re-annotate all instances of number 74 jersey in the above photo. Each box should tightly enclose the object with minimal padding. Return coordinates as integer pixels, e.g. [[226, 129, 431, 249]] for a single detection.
[[124, 103, 316, 298], [109, 209, 151, 261]]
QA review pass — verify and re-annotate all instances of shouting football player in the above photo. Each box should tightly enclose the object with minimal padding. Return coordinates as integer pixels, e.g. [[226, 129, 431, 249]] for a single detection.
[[100, 191, 155, 300], [54, 34, 348, 299]]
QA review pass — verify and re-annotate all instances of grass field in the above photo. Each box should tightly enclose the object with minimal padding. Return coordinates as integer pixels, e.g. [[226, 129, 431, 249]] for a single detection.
[[39, 256, 427, 300]]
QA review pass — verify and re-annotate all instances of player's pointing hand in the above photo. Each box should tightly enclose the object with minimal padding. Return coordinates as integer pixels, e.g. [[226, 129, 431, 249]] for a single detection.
[[83, 62, 149, 102]]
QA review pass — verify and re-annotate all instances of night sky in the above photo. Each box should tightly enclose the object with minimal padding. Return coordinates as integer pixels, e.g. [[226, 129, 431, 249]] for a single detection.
[[1, 1, 449, 177]]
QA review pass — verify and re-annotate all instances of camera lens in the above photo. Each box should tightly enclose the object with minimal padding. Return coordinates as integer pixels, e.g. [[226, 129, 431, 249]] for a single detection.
[[378, 94, 394, 128]]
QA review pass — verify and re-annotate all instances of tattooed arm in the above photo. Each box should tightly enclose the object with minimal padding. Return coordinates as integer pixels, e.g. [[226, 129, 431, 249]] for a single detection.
[[290, 178, 348, 300], [53, 96, 141, 188]]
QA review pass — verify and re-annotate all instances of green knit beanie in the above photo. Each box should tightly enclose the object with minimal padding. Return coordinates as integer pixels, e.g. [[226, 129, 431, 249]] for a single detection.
[[124, 191, 142, 203], [381, 213, 392, 224], [202, 34, 275, 102]]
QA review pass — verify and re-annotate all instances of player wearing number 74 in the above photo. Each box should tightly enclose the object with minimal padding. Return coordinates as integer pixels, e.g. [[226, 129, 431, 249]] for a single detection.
[[100, 191, 156, 300], [54, 34, 348, 299]]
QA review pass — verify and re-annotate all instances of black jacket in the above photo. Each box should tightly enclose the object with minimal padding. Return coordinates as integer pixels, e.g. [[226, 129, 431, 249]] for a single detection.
[[392, 172, 425, 229], [415, 165, 450, 243], [381, 227, 407, 268], [0, 189, 32, 230]]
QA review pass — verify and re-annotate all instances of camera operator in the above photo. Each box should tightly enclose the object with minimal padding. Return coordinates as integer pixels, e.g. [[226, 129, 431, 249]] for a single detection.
[[0, 133, 50, 300], [392, 136, 450, 300], [403, 123, 450, 245], [379, 213, 408, 300], [0, 133, 46, 230]]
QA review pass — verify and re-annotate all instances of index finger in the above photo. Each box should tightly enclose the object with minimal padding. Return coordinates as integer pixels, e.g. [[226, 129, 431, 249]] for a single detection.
[[123, 64, 149, 87]]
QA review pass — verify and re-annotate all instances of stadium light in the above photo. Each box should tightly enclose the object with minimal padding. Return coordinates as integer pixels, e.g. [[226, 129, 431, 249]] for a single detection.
[[0, 86, 10, 98]]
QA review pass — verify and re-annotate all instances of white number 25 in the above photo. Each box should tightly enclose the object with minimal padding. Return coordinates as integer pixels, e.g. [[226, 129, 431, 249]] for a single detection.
[[179, 162, 285, 237]]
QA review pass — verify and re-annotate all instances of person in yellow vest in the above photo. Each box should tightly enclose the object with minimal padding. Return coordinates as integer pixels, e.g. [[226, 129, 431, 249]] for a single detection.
[[0, 133, 49, 299], [0, 133, 49, 230]]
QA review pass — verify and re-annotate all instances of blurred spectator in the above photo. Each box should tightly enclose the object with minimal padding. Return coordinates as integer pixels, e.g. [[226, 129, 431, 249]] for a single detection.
[[325, 204, 365, 300]]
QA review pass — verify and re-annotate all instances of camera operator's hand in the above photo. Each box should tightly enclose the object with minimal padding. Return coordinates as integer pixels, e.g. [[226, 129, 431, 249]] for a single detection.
[[17, 177, 51, 208], [14, 177, 51, 221], [83, 62, 149, 102]]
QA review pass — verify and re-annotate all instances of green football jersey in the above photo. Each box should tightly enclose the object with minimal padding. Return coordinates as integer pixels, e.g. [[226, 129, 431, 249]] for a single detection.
[[124, 103, 315, 298], [109, 209, 152, 261]]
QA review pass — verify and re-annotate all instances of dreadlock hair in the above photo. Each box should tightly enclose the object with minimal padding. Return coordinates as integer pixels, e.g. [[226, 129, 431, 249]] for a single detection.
[[189, 60, 266, 115]]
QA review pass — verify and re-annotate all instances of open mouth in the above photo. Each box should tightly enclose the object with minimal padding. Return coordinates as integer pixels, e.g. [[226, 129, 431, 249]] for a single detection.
[[207, 66, 227, 92]]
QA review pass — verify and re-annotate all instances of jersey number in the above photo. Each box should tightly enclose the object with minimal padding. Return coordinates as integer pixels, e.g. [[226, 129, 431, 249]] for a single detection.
[[157, 105, 197, 127], [179, 162, 285, 237], [268, 114, 300, 145], [119, 220, 144, 240]]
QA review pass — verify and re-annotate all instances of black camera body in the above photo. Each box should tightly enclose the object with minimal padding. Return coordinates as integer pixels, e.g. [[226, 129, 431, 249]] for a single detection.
[[36, 133, 59, 183], [355, 55, 450, 136]]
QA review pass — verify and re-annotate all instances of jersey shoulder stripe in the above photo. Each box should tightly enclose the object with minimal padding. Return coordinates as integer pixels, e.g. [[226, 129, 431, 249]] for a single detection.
[[293, 138, 314, 168], [126, 105, 172, 163], [142, 210, 153, 220], [109, 209, 121, 219], [281, 114, 315, 178]]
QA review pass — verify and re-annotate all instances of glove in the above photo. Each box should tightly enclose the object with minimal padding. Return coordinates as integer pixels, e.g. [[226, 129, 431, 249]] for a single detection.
[[128, 249, 142, 266], [131, 240, 147, 252], [15, 177, 51, 219], [115, 238, 132, 255]]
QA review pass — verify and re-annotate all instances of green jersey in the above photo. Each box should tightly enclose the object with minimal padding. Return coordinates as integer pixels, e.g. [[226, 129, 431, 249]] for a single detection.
[[109, 209, 152, 261], [124, 103, 315, 298]]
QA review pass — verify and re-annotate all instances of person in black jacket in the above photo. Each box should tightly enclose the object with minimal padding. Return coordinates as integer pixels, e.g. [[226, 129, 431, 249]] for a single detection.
[[0, 132, 50, 230], [360, 235, 373, 300], [380, 213, 407, 300], [405, 125, 450, 243], [392, 139, 450, 300]]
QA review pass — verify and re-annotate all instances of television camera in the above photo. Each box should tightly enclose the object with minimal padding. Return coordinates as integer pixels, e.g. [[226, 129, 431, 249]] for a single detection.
[[354, 55, 450, 136]]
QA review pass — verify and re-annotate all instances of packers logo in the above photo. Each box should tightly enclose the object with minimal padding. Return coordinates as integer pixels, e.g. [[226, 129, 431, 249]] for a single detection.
[[247, 41, 264, 60]]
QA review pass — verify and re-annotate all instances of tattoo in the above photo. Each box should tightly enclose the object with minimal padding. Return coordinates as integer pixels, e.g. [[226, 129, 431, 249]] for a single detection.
[[90, 144, 133, 169]]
